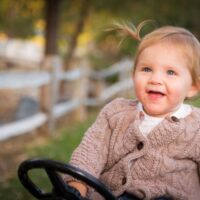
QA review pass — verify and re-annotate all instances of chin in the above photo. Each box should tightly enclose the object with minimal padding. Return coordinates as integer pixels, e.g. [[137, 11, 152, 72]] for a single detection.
[[145, 109, 166, 117]]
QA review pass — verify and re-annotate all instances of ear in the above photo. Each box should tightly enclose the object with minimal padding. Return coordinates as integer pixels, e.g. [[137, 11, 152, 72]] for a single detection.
[[186, 84, 199, 98]]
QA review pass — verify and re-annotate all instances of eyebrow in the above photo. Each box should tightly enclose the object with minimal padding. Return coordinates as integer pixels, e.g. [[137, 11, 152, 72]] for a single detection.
[[137, 61, 152, 66]]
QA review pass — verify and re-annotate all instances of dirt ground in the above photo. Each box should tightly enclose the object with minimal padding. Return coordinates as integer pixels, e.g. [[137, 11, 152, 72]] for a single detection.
[[0, 127, 50, 183]]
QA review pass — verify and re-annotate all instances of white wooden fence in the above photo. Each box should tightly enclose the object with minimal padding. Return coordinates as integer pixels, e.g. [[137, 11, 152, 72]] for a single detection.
[[0, 57, 133, 141]]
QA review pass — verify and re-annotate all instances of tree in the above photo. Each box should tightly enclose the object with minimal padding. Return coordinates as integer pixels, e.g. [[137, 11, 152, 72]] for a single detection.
[[44, 0, 62, 55], [64, 0, 91, 69]]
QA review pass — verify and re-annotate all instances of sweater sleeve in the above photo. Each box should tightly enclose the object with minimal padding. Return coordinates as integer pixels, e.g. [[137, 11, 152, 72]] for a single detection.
[[186, 125, 200, 177], [64, 99, 119, 181]]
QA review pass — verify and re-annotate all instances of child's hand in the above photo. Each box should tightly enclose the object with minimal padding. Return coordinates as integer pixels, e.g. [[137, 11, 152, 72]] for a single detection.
[[68, 181, 88, 197]]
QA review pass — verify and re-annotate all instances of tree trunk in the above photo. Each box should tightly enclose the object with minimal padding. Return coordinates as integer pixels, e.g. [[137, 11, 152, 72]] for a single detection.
[[41, 0, 62, 134], [64, 0, 90, 69], [44, 0, 61, 55]]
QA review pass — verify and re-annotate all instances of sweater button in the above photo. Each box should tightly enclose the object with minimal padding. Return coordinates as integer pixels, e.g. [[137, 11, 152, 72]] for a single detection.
[[137, 142, 144, 150], [121, 177, 127, 185], [171, 116, 179, 122]]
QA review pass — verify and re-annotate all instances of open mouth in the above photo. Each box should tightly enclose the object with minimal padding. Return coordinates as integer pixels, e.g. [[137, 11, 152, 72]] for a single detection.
[[148, 90, 165, 96], [147, 90, 165, 99]]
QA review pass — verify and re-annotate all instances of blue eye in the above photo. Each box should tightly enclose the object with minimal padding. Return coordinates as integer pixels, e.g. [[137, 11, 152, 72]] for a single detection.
[[142, 67, 151, 72], [167, 70, 176, 75]]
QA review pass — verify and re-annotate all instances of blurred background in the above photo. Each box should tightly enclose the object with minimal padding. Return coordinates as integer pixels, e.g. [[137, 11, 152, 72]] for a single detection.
[[0, 0, 200, 199]]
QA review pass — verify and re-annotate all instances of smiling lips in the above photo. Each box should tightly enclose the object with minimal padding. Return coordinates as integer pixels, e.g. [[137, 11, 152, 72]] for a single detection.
[[147, 90, 165, 100]]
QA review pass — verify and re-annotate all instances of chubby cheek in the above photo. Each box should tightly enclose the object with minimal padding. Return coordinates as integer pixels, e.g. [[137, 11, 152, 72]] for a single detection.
[[133, 78, 145, 99], [167, 84, 187, 102]]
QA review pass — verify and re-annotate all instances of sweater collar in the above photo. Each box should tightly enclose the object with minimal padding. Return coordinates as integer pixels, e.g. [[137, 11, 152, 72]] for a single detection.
[[137, 102, 191, 119]]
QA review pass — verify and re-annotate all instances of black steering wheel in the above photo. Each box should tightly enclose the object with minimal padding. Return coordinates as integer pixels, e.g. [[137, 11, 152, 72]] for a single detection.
[[18, 158, 117, 200]]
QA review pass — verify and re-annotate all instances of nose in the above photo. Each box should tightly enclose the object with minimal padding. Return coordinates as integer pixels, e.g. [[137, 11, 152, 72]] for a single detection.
[[148, 72, 163, 85]]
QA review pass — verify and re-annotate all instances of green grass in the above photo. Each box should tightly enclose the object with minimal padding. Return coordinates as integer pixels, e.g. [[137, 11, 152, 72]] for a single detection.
[[0, 97, 200, 200], [186, 95, 200, 107], [0, 110, 98, 200]]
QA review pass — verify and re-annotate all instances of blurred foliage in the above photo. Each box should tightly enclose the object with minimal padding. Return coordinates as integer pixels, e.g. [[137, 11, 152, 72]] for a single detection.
[[83, 0, 200, 66], [0, 0, 199, 38], [88, 0, 200, 59], [0, 0, 199, 65], [0, 0, 44, 38]]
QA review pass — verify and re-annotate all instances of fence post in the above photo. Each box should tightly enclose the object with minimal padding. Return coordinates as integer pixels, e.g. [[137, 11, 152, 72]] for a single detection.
[[40, 55, 62, 134], [50, 56, 62, 132], [94, 78, 106, 105], [71, 59, 89, 121], [119, 65, 132, 98]]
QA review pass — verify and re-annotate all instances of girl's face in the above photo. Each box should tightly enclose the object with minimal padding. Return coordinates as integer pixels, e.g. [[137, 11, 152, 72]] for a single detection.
[[133, 42, 198, 117]]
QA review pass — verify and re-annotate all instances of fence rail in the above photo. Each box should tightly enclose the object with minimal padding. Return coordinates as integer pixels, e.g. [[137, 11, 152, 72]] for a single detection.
[[0, 57, 133, 141], [0, 71, 50, 88]]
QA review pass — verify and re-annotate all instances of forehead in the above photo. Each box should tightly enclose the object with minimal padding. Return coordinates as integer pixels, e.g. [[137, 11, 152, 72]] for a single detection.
[[138, 42, 189, 66], [139, 42, 185, 60], [140, 35, 193, 59]]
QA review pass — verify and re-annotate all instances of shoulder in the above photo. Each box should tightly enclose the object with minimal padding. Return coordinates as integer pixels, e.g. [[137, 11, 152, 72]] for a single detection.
[[191, 105, 200, 113], [182, 106, 200, 159], [189, 105, 200, 119], [183, 105, 200, 135], [101, 97, 138, 118]]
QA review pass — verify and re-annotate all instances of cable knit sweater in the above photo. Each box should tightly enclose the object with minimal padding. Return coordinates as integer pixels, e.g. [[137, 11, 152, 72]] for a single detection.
[[65, 98, 200, 200]]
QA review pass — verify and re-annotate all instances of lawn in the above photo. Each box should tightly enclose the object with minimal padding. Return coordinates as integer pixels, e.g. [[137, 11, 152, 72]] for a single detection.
[[0, 97, 200, 200], [0, 110, 98, 200]]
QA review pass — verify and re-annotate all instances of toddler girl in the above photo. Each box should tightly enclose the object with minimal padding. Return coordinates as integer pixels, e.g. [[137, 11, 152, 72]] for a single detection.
[[64, 21, 200, 200]]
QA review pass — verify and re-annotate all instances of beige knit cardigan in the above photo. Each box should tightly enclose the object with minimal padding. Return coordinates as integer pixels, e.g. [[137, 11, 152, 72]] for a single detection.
[[65, 98, 200, 200]]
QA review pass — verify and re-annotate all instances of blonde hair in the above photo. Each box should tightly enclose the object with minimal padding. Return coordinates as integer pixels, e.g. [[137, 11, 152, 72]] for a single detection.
[[114, 21, 200, 87]]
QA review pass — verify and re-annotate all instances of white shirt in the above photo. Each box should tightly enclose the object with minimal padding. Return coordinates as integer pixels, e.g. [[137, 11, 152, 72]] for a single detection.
[[137, 102, 192, 136]]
